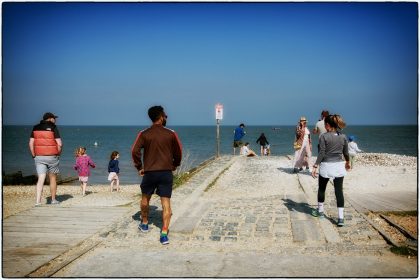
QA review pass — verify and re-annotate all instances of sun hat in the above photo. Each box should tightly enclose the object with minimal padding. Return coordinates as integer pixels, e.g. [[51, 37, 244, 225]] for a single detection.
[[43, 112, 58, 120], [300, 116, 307, 122]]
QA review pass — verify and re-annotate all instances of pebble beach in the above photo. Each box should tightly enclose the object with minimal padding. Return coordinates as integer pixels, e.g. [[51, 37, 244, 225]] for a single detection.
[[2, 153, 417, 220]]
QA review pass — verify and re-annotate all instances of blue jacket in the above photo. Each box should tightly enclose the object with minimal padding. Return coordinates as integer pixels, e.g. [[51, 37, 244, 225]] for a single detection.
[[234, 127, 245, 141], [108, 159, 120, 173]]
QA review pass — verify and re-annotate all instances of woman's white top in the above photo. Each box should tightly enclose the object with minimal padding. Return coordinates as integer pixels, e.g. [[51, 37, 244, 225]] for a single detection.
[[240, 146, 249, 155]]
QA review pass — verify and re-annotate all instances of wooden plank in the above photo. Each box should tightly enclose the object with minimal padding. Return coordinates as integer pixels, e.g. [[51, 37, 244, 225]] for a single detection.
[[3, 219, 112, 226], [28, 240, 101, 277], [3, 255, 59, 277], [3, 238, 81, 248], [348, 192, 417, 212], [3, 222, 108, 230], [379, 214, 418, 240], [2, 204, 129, 278], [3, 231, 90, 239], [3, 226, 101, 234]]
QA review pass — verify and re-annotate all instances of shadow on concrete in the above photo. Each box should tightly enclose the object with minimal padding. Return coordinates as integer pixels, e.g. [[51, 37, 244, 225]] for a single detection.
[[132, 206, 162, 229], [282, 198, 313, 215], [277, 167, 295, 174], [47, 194, 73, 203]]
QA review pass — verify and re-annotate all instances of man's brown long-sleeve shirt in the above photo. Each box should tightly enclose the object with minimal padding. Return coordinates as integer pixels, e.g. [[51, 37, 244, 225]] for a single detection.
[[131, 124, 182, 172]]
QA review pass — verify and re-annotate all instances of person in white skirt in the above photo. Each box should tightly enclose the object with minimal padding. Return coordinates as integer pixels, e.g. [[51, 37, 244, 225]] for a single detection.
[[311, 114, 350, 227]]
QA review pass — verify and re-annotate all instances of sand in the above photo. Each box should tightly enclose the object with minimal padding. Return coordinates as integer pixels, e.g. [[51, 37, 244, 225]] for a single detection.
[[2, 153, 417, 220]]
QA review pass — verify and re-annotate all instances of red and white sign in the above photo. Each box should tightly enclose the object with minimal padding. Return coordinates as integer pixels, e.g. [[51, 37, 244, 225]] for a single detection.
[[215, 103, 223, 120]]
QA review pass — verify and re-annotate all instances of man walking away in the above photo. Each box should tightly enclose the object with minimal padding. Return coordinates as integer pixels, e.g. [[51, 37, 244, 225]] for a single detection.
[[313, 110, 329, 153], [29, 112, 62, 206], [131, 106, 182, 245]]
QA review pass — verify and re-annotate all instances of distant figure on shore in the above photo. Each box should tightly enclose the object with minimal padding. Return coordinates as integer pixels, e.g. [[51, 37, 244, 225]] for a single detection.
[[108, 151, 120, 192], [233, 123, 246, 155], [348, 135, 363, 169], [131, 105, 182, 245], [293, 116, 312, 173], [313, 110, 329, 153], [311, 114, 350, 227], [29, 112, 62, 206], [256, 133, 269, 156], [74, 147, 96, 196], [240, 142, 257, 157]]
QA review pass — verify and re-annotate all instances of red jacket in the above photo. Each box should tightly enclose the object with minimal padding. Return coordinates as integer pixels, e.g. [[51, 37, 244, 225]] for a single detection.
[[31, 121, 61, 156], [131, 124, 182, 172]]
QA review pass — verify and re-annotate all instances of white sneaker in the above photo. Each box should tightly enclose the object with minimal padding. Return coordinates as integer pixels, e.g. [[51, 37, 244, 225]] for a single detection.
[[51, 200, 60, 205]]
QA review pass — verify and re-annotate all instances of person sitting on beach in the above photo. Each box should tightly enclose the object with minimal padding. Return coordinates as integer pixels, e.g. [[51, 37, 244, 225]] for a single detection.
[[264, 144, 271, 156], [74, 147, 95, 197], [311, 114, 351, 227], [108, 151, 120, 192], [348, 135, 363, 169], [256, 133, 269, 156], [240, 142, 257, 157]]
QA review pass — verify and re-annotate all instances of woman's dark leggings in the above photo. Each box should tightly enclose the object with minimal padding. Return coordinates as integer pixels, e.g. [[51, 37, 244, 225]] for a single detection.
[[318, 176, 345, 208]]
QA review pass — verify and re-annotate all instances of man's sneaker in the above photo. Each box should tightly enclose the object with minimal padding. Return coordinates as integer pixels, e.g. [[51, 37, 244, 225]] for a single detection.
[[138, 223, 149, 233], [160, 235, 169, 245], [311, 209, 325, 218], [337, 218, 344, 227], [51, 200, 60, 205]]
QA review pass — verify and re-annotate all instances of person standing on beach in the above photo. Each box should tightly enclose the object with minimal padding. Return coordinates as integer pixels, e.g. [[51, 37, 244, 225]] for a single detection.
[[233, 123, 246, 155], [74, 147, 95, 196], [292, 117, 312, 173], [313, 110, 329, 153], [256, 133, 269, 156], [311, 114, 350, 227], [108, 151, 120, 192], [29, 112, 62, 206], [348, 135, 363, 169], [131, 106, 182, 245]]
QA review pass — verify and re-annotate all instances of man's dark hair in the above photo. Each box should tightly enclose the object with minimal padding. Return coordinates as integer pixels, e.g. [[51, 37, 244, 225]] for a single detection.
[[321, 110, 329, 119], [148, 106, 165, 122]]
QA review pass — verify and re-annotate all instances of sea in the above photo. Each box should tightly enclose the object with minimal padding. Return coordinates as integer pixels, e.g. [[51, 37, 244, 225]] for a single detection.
[[2, 125, 418, 185]]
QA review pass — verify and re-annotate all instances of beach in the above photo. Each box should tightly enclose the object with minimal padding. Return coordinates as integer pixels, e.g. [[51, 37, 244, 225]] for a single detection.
[[3, 152, 417, 226]]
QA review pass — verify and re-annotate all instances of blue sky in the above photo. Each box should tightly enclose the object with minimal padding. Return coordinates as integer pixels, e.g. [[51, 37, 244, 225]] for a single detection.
[[2, 2, 418, 126]]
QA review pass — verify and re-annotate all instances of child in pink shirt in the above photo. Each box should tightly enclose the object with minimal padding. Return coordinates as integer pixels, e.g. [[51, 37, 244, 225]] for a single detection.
[[74, 147, 96, 196]]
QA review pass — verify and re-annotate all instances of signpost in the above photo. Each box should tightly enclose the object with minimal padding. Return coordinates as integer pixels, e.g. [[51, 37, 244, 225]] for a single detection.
[[215, 103, 223, 158]]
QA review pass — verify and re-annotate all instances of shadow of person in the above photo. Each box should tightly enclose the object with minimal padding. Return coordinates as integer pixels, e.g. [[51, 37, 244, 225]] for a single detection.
[[282, 198, 313, 215], [47, 194, 73, 203], [132, 206, 163, 229], [277, 167, 296, 174]]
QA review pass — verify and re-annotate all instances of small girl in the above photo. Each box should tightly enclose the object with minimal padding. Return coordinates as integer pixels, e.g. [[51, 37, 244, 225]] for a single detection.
[[108, 151, 120, 192], [74, 147, 96, 196], [348, 135, 363, 169]]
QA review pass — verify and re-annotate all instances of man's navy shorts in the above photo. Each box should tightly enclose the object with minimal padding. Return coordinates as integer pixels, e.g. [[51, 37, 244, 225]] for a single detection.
[[140, 171, 173, 198]]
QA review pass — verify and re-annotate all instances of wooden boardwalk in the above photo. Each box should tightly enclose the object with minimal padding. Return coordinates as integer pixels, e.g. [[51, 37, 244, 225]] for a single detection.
[[348, 191, 417, 213], [2, 205, 129, 277]]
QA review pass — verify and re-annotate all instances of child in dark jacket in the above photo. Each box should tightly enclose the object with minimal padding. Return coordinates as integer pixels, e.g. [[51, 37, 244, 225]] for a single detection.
[[108, 151, 120, 192]]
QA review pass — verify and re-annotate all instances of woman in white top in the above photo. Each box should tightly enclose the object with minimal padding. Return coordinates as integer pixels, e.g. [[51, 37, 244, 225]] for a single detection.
[[293, 116, 312, 172]]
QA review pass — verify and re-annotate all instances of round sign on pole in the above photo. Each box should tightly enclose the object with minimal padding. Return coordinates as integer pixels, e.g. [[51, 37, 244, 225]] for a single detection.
[[215, 103, 223, 120]]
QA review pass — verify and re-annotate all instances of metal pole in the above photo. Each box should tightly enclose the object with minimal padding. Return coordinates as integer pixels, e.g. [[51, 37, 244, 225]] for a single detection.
[[216, 119, 220, 158]]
